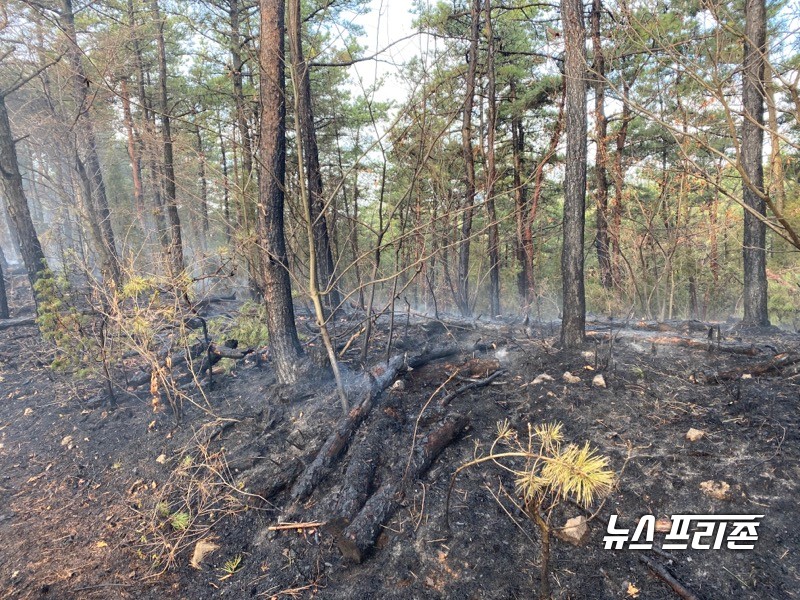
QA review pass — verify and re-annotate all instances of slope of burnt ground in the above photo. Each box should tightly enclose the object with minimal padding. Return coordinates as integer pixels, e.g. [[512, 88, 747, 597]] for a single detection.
[[0, 315, 798, 600]]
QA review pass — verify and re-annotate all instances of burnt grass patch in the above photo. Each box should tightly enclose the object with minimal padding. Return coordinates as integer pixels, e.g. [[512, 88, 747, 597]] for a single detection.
[[0, 317, 798, 599]]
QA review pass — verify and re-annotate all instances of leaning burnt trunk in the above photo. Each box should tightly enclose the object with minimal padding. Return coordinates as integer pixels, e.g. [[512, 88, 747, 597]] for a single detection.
[[336, 412, 470, 563], [0, 94, 48, 295], [60, 0, 122, 285], [287, 0, 342, 315]]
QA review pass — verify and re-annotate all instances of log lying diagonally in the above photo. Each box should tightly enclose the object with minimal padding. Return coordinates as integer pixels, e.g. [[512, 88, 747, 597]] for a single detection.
[[334, 440, 378, 521], [335, 412, 470, 563], [438, 369, 506, 407], [289, 343, 466, 504], [238, 350, 464, 512], [586, 318, 714, 334]]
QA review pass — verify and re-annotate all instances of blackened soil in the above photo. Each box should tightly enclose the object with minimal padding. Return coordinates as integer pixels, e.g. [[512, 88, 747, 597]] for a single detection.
[[0, 316, 798, 600]]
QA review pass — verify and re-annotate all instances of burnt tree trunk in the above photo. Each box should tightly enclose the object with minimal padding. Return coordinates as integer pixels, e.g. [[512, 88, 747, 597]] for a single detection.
[[0, 93, 48, 294], [741, 0, 769, 326], [289, 344, 464, 506], [484, 0, 500, 316], [60, 0, 121, 285], [0, 258, 9, 318], [591, 0, 612, 288], [151, 0, 185, 278], [335, 443, 377, 521], [229, 0, 263, 298], [258, 0, 304, 384], [560, 0, 588, 347], [289, 354, 406, 504], [337, 412, 470, 563], [457, 0, 481, 317], [287, 0, 342, 314]]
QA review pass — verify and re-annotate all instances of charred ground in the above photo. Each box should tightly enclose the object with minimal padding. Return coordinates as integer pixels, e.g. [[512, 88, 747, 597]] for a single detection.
[[0, 307, 798, 600]]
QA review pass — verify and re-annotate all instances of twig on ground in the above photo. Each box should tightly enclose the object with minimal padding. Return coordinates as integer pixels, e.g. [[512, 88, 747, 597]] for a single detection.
[[638, 554, 703, 600], [267, 521, 323, 531], [438, 369, 506, 407]]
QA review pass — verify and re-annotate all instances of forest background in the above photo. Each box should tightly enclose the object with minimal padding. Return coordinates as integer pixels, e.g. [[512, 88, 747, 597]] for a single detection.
[[0, 0, 799, 375]]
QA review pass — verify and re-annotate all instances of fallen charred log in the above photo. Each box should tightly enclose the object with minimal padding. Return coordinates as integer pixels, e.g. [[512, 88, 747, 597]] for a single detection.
[[335, 412, 470, 563], [335, 443, 378, 521], [288, 386, 379, 504], [288, 343, 471, 504], [586, 330, 762, 356], [587, 319, 713, 335], [0, 316, 36, 330], [693, 352, 800, 384], [240, 458, 305, 506]]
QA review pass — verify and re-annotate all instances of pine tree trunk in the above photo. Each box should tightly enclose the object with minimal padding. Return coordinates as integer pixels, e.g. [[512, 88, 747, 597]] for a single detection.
[[60, 0, 121, 285], [484, 0, 500, 316], [591, 0, 612, 288], [741, 0, 769, 326], [0, 94, 48, 295], [120, 77, 148, 236], [287, 0, 342, 314], [258, 0, 305, 384], [151, 0, 185, 279], [457, 0, 481, 317], [560, 0, 588, 347]]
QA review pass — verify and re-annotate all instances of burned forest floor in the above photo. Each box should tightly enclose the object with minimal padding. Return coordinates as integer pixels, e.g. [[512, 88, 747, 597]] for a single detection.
[[0, 307, 799, 600]]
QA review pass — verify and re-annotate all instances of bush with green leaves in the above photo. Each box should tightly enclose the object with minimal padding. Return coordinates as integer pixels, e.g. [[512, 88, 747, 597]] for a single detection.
[[34, 270, 96, 375]]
